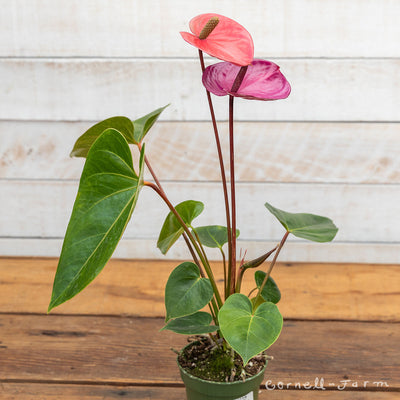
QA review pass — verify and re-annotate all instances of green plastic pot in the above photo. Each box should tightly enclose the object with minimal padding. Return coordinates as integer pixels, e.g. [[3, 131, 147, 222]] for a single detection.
[[177, 354, 267, 400]]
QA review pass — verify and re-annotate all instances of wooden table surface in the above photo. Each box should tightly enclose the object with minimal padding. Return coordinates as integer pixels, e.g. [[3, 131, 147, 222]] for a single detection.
[[0, 257, 399, 399]]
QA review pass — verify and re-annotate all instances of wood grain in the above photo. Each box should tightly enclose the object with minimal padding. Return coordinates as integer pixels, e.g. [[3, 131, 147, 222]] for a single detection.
[[1, 0, 399, 58], [1, 59, 400, 122], [0, 383, 398, 399], [0, 315, 398, 388], [1, 258, 399, 321], [1, 121, 400, 184]]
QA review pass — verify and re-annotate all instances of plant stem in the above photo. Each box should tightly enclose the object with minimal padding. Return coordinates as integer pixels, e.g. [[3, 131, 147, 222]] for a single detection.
[[253, 231, 290, 305], [198, 49, 232, 300], [144, 181, 223, 309], [235, 245, 278, 293], [137, 144, 201, 271], [228, 95, 237, 295], [181, 233, 203, 276], [219, 247, 227, 299], [191, 228, 213, 277]]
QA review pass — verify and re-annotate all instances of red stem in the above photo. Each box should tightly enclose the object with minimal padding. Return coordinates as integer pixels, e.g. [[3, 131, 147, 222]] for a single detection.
[[198, 49, 232, 299], [138, 143, 202, 271], [228, 95, 237, 295]]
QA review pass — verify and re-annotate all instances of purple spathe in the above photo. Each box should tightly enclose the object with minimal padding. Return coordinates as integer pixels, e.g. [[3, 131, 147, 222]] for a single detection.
[[202, 59, 291, 101]]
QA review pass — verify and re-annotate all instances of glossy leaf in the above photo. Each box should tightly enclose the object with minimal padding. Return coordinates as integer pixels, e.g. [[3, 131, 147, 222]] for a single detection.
[[265, 202, 338, 243], [132, 104, 169, 144], [161, 312, 218, 334], [157, 200, 204, 254], [254, 271, 281, 304], [48, 129, 144, 311], [192, 225, 239, 249], [219, 293, 283, 365], [164, 262, 214, 322], [70, 117, 134, 157]]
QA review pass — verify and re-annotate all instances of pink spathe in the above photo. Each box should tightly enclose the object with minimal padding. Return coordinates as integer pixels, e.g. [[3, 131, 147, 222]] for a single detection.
[[202, 59, 291, 101], [180, 13, 254, 66]]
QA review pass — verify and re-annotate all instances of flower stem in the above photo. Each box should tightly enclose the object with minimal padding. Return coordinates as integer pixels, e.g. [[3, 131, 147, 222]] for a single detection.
[[198, 49, 232, 300], [231, 66, 248, 93], [228, 95, 237, 296], [219, 247, 227, 299], [253, 231, 289, 305]]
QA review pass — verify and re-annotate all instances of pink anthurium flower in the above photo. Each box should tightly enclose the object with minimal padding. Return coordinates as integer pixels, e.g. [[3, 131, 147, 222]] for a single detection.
[[180, 13, 254, 66], [202, 59, 291, 101]]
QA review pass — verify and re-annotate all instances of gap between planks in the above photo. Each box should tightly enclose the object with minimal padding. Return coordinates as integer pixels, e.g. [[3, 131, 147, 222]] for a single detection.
[[1, 383, 398, 399], [0, 315, 398, 390]]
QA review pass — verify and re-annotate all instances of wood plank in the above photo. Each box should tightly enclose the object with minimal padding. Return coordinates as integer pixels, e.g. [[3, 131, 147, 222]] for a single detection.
[[0, 258, 399, 321], [1, 59, 400, 122], [1, 383, 398, 399], [0, 316, 398, 389], [1, 120, 400, 184], [1, 180, 399, 244], [2, 238, 400, 264], [1, 0, 399, 58]]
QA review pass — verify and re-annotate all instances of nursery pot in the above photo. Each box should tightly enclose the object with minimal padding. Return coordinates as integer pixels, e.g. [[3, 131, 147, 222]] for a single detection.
[[177, 352, 267, 400]]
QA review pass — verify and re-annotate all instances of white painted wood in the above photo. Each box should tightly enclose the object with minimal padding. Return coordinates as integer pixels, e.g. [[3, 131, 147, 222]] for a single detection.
[[0, 238, 399, 264], [1, 0, 399, 58], [1, 1, 399, 262], [1, 120, 400, 184], [1, 180, 399, 245], [1, 59, 400, 122]]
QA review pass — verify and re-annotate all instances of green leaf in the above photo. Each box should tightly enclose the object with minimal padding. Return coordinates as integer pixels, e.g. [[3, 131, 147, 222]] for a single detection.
[[70, 117, 134, 157], [192, 225, 240, 249], [265, 202, 338, 243], [219, 293, 283, 365], [132, 104, 169, 144], [164, 262, 214, 322], [157, 200, 204, 254], [161, 312, 218, 334], [48, 129, 144, 311], [254, 271, 281, 304]]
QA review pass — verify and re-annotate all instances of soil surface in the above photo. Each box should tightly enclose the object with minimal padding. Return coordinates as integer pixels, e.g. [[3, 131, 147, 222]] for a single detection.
[[178, 336, 267, 382]]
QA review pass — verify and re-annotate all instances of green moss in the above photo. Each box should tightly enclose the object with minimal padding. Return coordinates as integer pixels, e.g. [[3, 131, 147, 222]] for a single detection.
[[189, 347, 234, 381], [178, 338, 266, 382]]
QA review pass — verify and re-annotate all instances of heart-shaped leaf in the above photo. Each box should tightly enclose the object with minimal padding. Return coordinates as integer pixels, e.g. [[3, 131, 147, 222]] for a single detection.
[[48, 129, 144, 311], [219, 293, 283, 365], [165, 262, 214, 321], [157, 200, 204, 254], [265, 202, 338, 242], [192, 225, 240, 249], [132, 104, 169, 144], [161, 312, 218, 334], [254, 271, 281, 304], [70, 117, 134, 157]]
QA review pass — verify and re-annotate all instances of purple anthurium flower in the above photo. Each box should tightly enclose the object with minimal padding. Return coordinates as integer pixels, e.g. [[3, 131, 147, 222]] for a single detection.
[[202, 59, 291, 101]]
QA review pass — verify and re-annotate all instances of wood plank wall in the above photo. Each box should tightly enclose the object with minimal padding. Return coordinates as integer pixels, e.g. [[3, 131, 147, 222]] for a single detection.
[[1, 0, 399, 263]]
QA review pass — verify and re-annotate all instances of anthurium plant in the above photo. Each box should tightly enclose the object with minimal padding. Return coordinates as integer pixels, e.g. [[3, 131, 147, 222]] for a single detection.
[[48, 13, 338, 377]]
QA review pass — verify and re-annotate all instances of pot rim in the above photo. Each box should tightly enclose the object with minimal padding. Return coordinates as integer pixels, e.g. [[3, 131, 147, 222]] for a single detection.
[[177, 341, 268, 386]]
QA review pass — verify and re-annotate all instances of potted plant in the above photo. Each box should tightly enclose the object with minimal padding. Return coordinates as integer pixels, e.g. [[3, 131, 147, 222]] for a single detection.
[[48, 13, 338, 400]]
